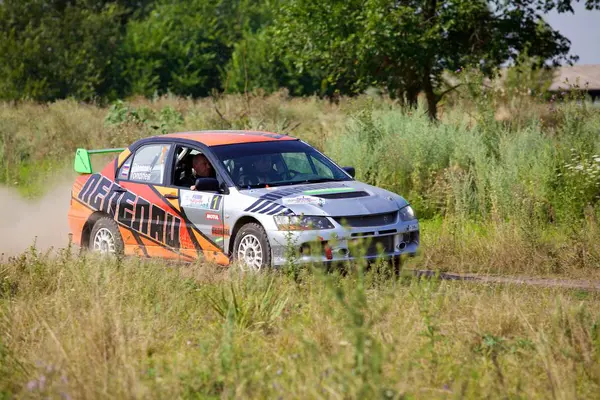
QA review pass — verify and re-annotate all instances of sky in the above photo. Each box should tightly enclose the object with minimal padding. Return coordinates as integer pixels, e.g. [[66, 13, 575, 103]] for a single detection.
[[544, 2, 600, 65]]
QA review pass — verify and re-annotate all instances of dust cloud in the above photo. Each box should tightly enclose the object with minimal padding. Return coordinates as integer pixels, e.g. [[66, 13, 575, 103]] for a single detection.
[[0, 182, 73, 258]]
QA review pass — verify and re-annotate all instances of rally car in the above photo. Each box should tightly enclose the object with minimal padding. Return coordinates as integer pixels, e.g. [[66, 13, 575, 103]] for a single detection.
[[68, 130, 419, 270]]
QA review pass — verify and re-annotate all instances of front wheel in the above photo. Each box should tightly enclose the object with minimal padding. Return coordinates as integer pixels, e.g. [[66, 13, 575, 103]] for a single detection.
[[89, 217, 124, 255], [233, 223, 271, 272]]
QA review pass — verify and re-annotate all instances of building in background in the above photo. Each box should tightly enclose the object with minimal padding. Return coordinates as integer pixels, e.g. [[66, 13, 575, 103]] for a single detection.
[[548, 65, 600, 101]]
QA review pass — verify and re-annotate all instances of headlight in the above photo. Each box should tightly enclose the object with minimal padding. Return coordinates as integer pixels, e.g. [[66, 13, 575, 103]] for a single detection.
[[274, 215, 334, 230], [398, 205, 416, 221]]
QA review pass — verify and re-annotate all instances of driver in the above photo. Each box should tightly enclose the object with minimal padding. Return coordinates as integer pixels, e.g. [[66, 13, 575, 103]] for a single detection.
[[189, 153, 216, 190]]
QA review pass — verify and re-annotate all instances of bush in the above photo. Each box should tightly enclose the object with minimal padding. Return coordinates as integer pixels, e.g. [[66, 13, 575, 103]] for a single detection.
[[326, 99, 600, 225]]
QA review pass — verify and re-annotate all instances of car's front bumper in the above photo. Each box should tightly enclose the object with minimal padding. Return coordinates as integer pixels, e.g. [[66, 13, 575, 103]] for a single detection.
[[267, 219, 419, 267]]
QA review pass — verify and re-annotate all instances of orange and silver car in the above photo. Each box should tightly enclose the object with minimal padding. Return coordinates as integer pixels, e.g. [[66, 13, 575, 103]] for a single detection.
[[68, 130, 419, 270]]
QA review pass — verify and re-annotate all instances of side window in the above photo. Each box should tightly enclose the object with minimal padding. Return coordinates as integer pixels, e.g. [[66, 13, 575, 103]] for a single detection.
[[171, 146, 217, 188], [281, 152, 314, 174], [125, 144, 171, 184]]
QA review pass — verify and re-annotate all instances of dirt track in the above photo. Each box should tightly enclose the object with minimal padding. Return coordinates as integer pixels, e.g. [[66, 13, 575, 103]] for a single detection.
[[409, 269, 600, 291], [0, 183, 72, 258]]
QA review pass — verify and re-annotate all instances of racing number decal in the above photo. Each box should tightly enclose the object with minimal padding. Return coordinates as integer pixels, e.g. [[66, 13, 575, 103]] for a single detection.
[[211, 195, 222, 210], [180, 191, 223, 211]]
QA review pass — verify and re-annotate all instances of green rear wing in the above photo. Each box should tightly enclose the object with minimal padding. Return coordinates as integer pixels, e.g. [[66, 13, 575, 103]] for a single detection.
[[74, 147, 126, 174]]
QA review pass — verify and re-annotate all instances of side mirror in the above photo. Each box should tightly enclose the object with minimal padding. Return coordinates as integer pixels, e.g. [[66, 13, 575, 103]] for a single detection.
[[194, 177, 220, 192], [342, 166, 355, 178]]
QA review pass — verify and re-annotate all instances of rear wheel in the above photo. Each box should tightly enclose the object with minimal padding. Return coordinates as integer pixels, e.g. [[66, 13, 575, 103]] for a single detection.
[[89, 217, 124, 255], [233, 223, 271, 272]]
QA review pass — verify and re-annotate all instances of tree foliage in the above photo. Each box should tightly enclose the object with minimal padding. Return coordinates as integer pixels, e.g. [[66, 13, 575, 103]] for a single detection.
[[223, 28, 324, 95], [0, 1, 126, 101], [271, 0, 599, 118], [0, 0, 597, 108], [112, 0, 277, 98]]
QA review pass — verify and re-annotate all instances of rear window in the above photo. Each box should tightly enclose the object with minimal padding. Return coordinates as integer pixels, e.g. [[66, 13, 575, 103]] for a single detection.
[[123, 143, 171, 184]]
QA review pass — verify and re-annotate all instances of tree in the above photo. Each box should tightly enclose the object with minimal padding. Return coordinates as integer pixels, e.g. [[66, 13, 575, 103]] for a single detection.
[[222, 26, 325, 95], [271, 0, 600, 119], [121, 0, 277, 98], [0, 0, 128, 102]]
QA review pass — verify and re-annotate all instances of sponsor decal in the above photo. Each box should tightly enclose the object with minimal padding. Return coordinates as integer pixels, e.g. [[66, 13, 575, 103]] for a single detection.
[[212, 226, 230, 236], [131, 164, 152, 172], [406, 223, 419, 232], [128, 163, 156, 181], [206, 212, 220, 221], [131, 172, 152, 181], [282, 195, 325, 206], [180, 191, 222, 210], [77, 174, 181, 248]]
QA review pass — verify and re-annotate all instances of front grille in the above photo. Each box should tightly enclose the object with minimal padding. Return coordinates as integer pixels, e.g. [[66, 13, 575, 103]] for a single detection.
[[314, 191, 370, 199], [349, 235, 394, 256], [333, 211, 398, 227]]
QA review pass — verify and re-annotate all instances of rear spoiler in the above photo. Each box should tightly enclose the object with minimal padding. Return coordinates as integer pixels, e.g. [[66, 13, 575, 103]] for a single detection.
[[74, 147, 126, 174]]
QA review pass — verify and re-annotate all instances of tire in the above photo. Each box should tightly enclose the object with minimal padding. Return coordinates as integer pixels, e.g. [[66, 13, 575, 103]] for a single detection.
[[233, 222, 272, 272], [89, 217, 124, 255]]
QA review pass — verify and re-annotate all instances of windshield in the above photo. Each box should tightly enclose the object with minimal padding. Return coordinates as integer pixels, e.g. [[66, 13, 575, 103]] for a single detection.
[[210, 140, 352, 189]]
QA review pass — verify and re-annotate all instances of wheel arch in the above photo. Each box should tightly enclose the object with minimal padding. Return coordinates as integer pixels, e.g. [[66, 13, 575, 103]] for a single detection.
[[228, 215, 263, 256], [81, 211, 113, 249]]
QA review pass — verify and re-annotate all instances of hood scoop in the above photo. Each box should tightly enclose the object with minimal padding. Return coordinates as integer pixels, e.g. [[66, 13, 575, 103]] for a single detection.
[[313, 191, 370, 199]]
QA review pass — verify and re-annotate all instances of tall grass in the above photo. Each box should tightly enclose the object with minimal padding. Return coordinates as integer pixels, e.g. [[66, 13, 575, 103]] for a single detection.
[[1, 249, 600, 398], [326, 100, 600, 225], [324, 96, 600, 278], [1, 90, 600, 276], [0, 92, 347, 196]]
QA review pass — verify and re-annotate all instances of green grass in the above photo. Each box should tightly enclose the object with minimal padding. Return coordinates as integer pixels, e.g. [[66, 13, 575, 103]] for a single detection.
[[2, 91, 600, 277], [1, 248, 600, 398], [2, 79, 600, 399], [406, 217, 600, 280]]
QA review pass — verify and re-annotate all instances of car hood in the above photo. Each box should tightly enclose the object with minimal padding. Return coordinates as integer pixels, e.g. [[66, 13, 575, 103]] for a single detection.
[[240, 181, 408, 217]]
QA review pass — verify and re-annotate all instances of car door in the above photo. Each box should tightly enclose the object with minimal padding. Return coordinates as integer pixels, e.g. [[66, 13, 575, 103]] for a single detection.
[[178, 189, 225, 248], [163, 145, 226, 260]]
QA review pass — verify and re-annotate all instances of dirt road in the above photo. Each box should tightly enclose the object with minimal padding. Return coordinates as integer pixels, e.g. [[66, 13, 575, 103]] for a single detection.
[[409, 269, 600, 291]]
